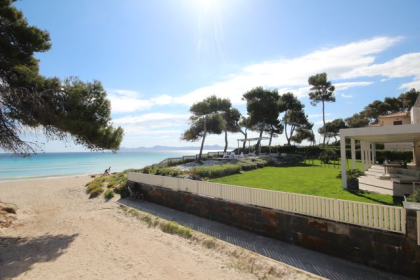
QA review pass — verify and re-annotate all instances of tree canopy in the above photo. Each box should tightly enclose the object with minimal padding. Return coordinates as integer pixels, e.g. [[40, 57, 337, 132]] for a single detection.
[[221, 107, 241, 153], [181, 95, 227, 159], [278, 92, 310, 146], [0, 0, 123, 155], [243, 87, 280, 153], [308, 73, 335, 147], [291, 124, 315, 146], [360, 89, 420, 124], [345, 113, 370, 128], [318, 118, 346, 142]]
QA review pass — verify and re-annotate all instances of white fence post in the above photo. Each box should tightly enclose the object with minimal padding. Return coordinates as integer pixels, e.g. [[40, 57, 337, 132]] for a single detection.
[[334, 199, 339, 221]]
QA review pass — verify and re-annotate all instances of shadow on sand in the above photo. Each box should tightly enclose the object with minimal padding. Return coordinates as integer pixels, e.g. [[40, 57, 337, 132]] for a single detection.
[[0, 234, 78, 279]]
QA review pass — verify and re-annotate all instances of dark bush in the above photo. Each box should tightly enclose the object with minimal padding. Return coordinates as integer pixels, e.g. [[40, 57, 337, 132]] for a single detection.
[[319, 149, 338, 163]]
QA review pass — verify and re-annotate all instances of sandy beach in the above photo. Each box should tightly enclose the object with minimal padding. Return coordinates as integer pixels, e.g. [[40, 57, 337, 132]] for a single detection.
[[0, 176, 316, 280]]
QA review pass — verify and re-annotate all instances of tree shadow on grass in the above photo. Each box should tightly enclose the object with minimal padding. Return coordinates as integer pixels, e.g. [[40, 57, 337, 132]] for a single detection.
[[347, 190, 404, 206], [0, 234, 78, 279]]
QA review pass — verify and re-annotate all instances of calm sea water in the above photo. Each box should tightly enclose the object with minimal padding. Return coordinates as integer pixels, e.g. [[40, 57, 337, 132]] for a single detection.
[[0, 150, 204, 181]]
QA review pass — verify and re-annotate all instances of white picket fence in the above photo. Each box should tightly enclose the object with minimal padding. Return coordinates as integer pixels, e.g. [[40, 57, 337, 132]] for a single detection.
[[127, 172, 406, 234]]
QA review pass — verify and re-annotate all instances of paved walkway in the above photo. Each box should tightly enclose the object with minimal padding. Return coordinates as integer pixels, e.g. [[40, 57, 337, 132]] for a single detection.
[[119, 199, 413, 280]]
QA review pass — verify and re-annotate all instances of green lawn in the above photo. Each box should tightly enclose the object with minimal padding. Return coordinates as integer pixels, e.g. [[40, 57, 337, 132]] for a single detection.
[[211, 162, 403, 206]]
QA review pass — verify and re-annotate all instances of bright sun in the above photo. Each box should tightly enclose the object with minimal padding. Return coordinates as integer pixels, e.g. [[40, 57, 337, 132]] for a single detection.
[[197, 0, 218, 10]]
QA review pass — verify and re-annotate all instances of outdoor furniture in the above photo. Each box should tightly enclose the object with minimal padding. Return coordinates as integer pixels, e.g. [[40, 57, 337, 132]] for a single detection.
[[222, 153, 231, 159], [391, 177, 419, 184], [383, 160, 404, 174]]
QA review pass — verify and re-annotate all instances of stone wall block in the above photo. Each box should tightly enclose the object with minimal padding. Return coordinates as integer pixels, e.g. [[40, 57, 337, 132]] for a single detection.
[[132, 182, 420, 278]]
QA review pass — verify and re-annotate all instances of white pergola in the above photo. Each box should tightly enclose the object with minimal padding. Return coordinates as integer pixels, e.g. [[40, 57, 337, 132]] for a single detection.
[[237, 137, 270, 154], [339, 123, 420, 189]]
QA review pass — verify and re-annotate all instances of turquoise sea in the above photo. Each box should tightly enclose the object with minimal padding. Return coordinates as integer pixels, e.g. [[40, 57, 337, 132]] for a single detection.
[[0, 150, 203, 181]]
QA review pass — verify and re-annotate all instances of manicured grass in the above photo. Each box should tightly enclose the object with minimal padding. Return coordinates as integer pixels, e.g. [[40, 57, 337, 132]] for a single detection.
[[211, 162, 403, 206]]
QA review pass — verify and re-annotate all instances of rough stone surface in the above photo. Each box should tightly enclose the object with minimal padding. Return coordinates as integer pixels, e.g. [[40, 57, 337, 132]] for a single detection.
[[129, 181, 420, 278]]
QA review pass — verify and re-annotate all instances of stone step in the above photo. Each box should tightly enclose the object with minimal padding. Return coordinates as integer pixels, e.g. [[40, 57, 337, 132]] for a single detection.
[[359, 176, 393, 188], [370, 165, 385, 171], [365, 170, 384, 177]]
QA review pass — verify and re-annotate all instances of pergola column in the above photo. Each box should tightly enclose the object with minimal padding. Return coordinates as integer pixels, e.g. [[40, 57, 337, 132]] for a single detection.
[[372, 143, 376, 164], [361, 141, 365, 171], [351, 138, 356, 169], [340, 135, 347, 189]]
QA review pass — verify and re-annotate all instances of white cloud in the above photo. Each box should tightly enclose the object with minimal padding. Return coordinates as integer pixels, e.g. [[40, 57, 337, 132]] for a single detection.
[[123, 129, 183, 135], [108, 89, 153, 113], [125, 135, 171, 140], [113, 113, 189, 127], [341, 93, 353, 99], [144, 36, 402, 107], [113, 113, 190, 135], [400, 80, 420, 90], [335, 82, 373, 90], [109, 36, 420, 116], [343, 52, 420, 90]]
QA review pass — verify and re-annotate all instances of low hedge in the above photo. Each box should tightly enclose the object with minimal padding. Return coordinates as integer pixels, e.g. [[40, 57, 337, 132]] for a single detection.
[[237, 158, 268, 170], [192, 164, 242, 179]]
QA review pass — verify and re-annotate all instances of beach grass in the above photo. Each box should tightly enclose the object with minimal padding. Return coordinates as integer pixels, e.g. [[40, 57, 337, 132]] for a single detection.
[[85, 169, 133, 198], [211, 162, 403, 206]]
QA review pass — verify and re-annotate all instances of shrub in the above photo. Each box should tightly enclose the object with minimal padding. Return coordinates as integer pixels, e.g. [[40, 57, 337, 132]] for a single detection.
[[407, 189, 420, 203], [160, 221, 192, 239], [155, 167, 175, 176], [237, 159, 258, 171], [89, 187, 104, 198], [202, 238, 218, 249], [319, 149, 337, 163], [107, 181, 116, 188], [193, 164, 241, 179], [104, 189, 115, 199], [86, 181, 102, 193], [142, 166, 154, 174], [278, 154, 304, 164], [336, 169, 365, 180]]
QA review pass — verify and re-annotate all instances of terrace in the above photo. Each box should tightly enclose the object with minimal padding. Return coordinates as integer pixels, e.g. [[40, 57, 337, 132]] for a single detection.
[[339, 123, 420, 196]]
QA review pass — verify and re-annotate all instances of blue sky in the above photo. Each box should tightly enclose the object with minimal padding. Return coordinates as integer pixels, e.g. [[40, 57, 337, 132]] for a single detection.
[[13, 0, 420, 151]]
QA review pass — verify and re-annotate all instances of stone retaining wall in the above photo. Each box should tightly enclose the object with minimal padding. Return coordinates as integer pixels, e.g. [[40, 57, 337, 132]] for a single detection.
[[128, 181, 420, 278]]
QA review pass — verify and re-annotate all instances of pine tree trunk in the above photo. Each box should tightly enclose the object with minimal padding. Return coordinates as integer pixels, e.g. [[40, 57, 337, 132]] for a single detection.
[[198, 120, 207, 160], [223, 130, 228, 153], [285, 123, 291, 145], [322, 100, 326, 147], [256, 128, 264, 154]]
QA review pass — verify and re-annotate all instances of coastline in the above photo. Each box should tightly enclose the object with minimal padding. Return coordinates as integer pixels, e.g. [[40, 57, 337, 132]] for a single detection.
[[0, 150, 201, 182], [0, 173, 94, 184]]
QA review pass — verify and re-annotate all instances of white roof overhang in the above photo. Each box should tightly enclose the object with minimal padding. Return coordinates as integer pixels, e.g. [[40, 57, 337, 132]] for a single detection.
[[340, 124, 420, 143]]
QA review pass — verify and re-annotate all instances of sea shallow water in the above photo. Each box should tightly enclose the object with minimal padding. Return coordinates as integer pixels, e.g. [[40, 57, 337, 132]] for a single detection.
[[0, 150, 202, 181]]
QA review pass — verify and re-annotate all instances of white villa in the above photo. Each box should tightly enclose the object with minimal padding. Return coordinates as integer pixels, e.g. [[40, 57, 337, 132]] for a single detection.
[[339, 96, 420, 196]]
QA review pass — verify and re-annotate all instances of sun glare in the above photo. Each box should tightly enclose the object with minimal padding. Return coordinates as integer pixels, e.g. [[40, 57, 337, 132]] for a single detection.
[[197, 0, 218, 11]]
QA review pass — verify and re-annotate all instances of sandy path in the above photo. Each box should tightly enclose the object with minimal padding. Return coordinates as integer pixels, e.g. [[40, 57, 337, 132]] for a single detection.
[[0, 176, 313, 280]]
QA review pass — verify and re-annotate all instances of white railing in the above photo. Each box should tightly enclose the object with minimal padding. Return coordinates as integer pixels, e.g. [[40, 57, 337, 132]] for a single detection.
[[128, 172, 406, 234]]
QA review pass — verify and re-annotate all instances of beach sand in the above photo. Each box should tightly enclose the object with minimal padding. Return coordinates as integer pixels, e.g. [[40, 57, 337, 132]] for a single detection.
[[0, 176, 315, 280]]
